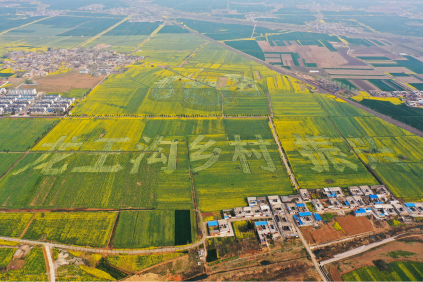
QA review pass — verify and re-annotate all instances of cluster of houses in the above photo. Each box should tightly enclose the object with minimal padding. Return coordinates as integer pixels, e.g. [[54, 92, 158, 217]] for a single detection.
[[308, 185, 423, 220], [5, 49, 141, 78], [368, 90, 423, 108], [0, 89, 74, 115], [206, 184, 423, 245], [0, 89, 38, 115], [28, 94, 75, 114]]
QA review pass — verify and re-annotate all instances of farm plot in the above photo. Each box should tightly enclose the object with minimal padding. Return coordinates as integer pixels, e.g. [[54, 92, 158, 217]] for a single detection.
[[73, 66, 221, 116], [0, 118, 59, 152], [0, 152, 192, 209], [104, 21, 161, 36], [0, 247, 47, 281], [342, 261, 423, 281], [359, 99, 423, 132], [188, 44, 259, 65], [0, 150, 192, 210], [134, 34, 206, 65], [274, 116, 378, 188], [84, 35, 149, 53], [0, 154, 23, 176], [57, 18, 122, 37], [0, 213, 33, 237], [158, 25, 189, 33], [112, 210, 175, 248], [224, 40, 265, 61], [23, 212, 116, 247], [0, 249, 14, 268], [178, 19, 277, 40], [331, 117, 413, 137], [374, 163, 423, 202], [22, 71, 105, 93], [106, 253, 184, 273], [314, 94, 370, 117], [191, 119, 293, 212]]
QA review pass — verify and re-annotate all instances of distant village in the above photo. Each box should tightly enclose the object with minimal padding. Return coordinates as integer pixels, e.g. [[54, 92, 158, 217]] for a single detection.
[[306, 21, 361, 35], [368, 90, 423, 108], [207, 185, 423, 246], [4, 48, 142, 78]]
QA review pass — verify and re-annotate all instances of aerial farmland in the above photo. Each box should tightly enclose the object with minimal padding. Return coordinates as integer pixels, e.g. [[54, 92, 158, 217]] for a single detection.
[[0, 0, 422, 281]]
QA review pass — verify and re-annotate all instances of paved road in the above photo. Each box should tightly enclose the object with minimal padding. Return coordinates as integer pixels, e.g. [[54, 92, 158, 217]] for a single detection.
[[320, 234, 402, 266], [0, 236, 206, 255], [44, 245, 56, 282]]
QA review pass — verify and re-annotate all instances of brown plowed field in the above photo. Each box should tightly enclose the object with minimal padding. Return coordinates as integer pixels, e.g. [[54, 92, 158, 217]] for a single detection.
[[331, 75, 388, 79], [325, 69, 381, 75], [302, 224, 344, 245], [22, 71, 105, 93], [337, 215, 374, 236], [302, 216, 374, 245], [397, 76, 423, 83], [350, 79, 380, 90], [265, 58, 282, 63]]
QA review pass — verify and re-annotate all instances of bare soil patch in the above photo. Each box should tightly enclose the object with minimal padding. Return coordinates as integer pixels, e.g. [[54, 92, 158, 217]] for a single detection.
[[350, 79, 381, 90], [255, 71, 261, 80], [281, 54, 293, 66], [302, 223, 344, 245], [377, 67, 413, 73], [337, 215, 374, 236], [327, 264, 343, 282], [265, 58, 282, 63], [325, 69, 382, 75], [216, 76, 228, 88], [21, 71, 105, 93], [331, 75, 388, 79], [397, 76, 423, 83], [264, 53, 280, 58], [335, 239, 423, 276]]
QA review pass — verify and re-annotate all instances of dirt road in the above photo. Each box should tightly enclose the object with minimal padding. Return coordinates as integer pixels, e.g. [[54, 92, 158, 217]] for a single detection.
[[320, 234, 403, 266]]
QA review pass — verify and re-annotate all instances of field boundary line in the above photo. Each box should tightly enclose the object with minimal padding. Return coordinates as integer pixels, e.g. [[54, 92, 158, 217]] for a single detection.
[[0, 152, 28, 181], [0, 16, 53, 36], [75, 16, 130, 48], [131, 22, 165, 55], [106, 211, 120, 248], [268, 117, 298, 190], [19, 213, 37, 239]]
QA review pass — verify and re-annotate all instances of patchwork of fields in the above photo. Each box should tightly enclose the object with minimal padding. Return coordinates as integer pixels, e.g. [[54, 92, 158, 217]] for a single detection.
[[1, 14, 423, 253]]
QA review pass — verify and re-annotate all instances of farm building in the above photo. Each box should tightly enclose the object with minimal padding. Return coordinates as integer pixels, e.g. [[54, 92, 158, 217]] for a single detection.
[[207, 219, 234, 237], [275, 215, 297, 238], [404, 203, 423, 217], [323, 187, 344, 198], [349, 186, 364, 196], [312, 199, 324, 211], [359, 185, 373, 196], [8, 89, 37, 95], [299, 189, 311, 201], [391, 201, 409, 216], [295, 212, 315, 226], [354, 208, 373, 217], [268, 195, 285, 215], [371, 185, 390, 197]]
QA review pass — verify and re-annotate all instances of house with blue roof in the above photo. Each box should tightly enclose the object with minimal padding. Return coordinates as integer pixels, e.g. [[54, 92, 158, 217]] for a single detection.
[[295, 211, 315, 226], [354, 208, 373, 217], [404, 202, 423, 217]]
